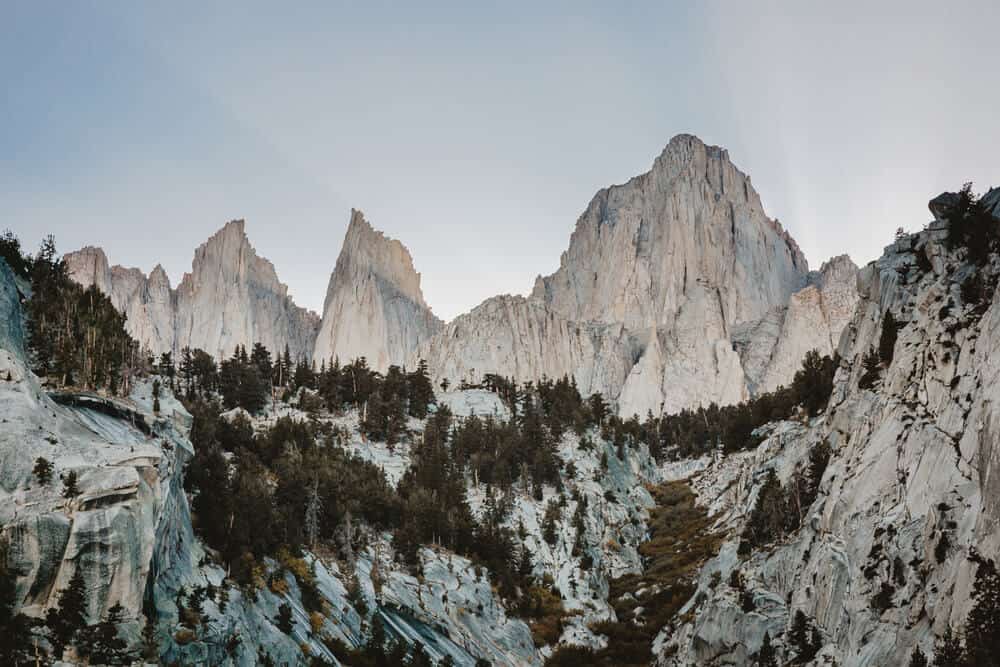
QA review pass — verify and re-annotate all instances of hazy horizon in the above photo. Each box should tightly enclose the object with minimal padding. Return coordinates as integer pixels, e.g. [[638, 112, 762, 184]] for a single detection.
[[4, 1, 999, 320]]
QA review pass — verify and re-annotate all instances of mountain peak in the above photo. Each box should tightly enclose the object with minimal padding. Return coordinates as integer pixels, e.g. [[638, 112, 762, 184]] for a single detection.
[[339, 209, 429, 309], [313, 209, 442, 370]]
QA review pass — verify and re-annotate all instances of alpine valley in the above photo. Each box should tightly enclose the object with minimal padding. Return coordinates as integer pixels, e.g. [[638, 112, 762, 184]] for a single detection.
[[3, 134, 1000, 667]]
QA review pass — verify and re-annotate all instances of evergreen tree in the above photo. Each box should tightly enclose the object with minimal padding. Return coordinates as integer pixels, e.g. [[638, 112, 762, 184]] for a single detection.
[[791, 349, 836, 417], [250, 342, 273, 384], [407, 641, 433, 667], [180, 347, 195, 396], [789, 609, 820, 663], [0, 230, 33, 278], [33, 457, 53, 485], [46, 567, 88, 655], [141, 613, 159, 663], [406, 359, 435, 419], [945, 183, 997, 265], [879, 311, 900, 366], [963, 556, 1000, 666], [275, 602, 294, 634], [0, 544, 36, 664], [63, 470, 79, 498], [81, 602, 130, 665], [909, 647, 929, 667], [304, 477, 322, 548], [933, 626, 964, 667], [754, 631, 778, 667]]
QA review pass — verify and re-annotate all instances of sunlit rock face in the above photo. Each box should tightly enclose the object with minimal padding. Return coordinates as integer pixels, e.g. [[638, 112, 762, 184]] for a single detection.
[[531, 133, 808, 331], [65, 221, 320, 360], [657, 190, 1000, 666], [417, 135, 857, 416], [313, 209, 443, 371]]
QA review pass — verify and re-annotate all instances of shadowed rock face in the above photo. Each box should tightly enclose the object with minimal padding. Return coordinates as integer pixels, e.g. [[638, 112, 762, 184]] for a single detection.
[[65, 221, 320, 361], [313, 209, 443, 371]]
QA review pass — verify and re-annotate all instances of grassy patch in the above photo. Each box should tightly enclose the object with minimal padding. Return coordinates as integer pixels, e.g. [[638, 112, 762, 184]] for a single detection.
[[547, 480, 720, 666]]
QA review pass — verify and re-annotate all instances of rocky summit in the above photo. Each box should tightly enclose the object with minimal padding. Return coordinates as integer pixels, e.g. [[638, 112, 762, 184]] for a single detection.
[[420, 135, 859, 416], [64, 136, 857, 416], [313, 209, 443, 371], [65, 220, 321, 362]]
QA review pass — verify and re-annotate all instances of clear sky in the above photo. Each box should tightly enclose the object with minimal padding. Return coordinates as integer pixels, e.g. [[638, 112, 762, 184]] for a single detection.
[[3, 1, 998, 321]]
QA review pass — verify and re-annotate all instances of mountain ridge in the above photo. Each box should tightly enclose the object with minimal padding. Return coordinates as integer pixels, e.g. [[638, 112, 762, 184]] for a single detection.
[[65, 134, 857, 416]]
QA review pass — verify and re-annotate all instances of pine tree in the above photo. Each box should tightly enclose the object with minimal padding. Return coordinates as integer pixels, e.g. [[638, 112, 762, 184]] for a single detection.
[[879, 311, 900, 366], [406, 359, 435, 419], [33, 457, 53, 485], [141, 613, 159, 663], [275, 602, 294, 634], [304, 477, 321, 548], [963, 556, 1000, 666], [63, 470, 79, 498], [755, 631, 778, 667], [789, 609, 820, 663], [250, 342, 273, 383], [46, 567, 88, 655], [933, 626, 964, 667], [909, 647, 929, 667], [82, 602, 130, 665], [0, 543, 36, 664]]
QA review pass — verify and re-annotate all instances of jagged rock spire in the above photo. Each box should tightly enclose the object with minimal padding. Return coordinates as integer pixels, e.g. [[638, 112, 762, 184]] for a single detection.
[[313, 209, 442, 371]]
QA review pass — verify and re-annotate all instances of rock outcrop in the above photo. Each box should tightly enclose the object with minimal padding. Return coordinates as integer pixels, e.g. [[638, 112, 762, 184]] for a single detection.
[[65, 221, 320, 361], [65, 136, 859, 418], [657, 189, 1000, 666], [734, 254, 859, 395], [0, 257, 193, 636], [314, 209, 442, 371]]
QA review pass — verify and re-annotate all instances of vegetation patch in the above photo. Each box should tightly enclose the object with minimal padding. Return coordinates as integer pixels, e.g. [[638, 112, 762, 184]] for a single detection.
[[546, 481, 721, 666]]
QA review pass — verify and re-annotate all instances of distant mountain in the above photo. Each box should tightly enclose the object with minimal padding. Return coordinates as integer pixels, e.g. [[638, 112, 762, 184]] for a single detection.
[[419, 135, 858, 415], [64, 220, 320, 361], [312, 209, 443, 371], [65, 135, 858, 417]]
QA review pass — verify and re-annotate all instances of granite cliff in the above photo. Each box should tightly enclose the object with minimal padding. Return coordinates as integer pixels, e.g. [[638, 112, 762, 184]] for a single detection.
[[313, 209, 443, 371], [655, 187, 1000, 666], [65, 221, 320, 362]]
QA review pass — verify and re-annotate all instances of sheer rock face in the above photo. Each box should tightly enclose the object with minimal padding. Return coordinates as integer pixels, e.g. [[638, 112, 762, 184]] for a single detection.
[[415, 295, 640, 398], [531, 133, 809, 330], [313, 209, 442, 371], [0, 258, 195, 631], [659, 193, 1000, 666], [64, 221, 320, 360], [734, 254, 860, 395], [417, 135, 854, 415]]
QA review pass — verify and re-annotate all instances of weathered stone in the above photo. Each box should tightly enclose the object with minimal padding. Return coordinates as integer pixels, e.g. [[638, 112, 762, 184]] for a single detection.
[[65, 221, 321, 361], [313, 209, 442, 371]]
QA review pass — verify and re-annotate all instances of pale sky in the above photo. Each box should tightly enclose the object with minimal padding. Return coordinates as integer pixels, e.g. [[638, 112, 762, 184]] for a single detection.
[[3, 1, 999, 321]]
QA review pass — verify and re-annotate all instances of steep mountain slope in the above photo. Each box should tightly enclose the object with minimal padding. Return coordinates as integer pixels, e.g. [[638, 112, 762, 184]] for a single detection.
[[532, 134, 808, 330], [416, 295, 640, 399], [64, 136, 856, 417], [65, 220, 321, 361], [313, 209, 443, 371], [418, 135, 857, 415], [656, 187, 1000, 665]]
